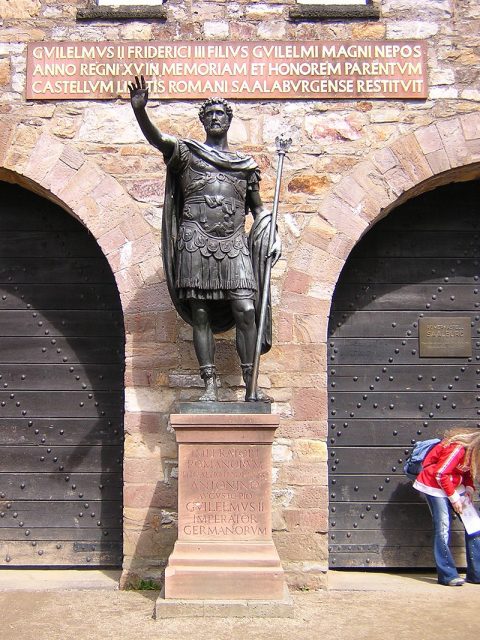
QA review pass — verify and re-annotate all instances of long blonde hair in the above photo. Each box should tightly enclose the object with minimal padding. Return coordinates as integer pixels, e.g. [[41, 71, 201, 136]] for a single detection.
[[442, 427, 480, 480]]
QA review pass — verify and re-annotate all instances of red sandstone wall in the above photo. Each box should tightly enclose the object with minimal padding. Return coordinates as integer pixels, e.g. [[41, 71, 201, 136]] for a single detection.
[[0, 0, 479, 589]]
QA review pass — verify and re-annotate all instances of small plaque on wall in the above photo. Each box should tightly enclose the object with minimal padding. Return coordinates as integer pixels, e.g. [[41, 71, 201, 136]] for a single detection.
[[418, 317, 472, 358]]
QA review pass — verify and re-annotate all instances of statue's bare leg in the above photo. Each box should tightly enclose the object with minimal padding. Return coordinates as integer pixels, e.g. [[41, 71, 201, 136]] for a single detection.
[[231, 299, 271, 402], [190, 300, 218, 401]]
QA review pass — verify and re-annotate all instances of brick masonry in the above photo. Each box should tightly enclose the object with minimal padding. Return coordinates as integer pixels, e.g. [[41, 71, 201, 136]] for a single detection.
[[1, 0, 480, 590]]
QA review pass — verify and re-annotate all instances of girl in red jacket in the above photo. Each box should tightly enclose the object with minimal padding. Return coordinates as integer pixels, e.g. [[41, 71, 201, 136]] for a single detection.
[[414, 428, 480, 586]]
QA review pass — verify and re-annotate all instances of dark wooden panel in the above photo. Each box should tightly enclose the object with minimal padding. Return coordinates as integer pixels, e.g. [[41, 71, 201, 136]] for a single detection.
[[0, 391, 122, 417], [372, 185, 479, 230], [331, 449, 480, 478], [0, 419, 123, 446], [339, 258, 480, 284], [329, 365, 477, 392], [328, 447, 410, 475], [0, 311, 124, 337], [330, 475, 423, 503], [0, 258, 114, 284], [0, 206, 85, 230], [354, 231, 480, 258], [0, 540, 121, 566], [328, 182, 480, 569], [329, 547, 467, 569], [329, 528, 468, 547], [328, 524, 470, 568], [328, 419, 473, 447], [0, 365, 123, 391], [0, 500, 121, 527], [329, 502, 454, 531], [0, 472, 122, 499], [330, 391, 479, 419], [332, 283, 480, 311], [0, 184, 90, 232], [330, 471, 479, 507], [0, 447, 122, 472], [329, 338, 476, 364], [0, 527, 122, 541], [0, 284, 121, 310], [0, 338, 123, 364], [329, 311, 477, 338], [0, 232, 100, 258], [0, 210, 88, 233]]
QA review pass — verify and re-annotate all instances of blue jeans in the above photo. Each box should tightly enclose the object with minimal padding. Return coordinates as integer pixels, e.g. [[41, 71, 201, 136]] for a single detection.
[[425, 494, 480, 584]]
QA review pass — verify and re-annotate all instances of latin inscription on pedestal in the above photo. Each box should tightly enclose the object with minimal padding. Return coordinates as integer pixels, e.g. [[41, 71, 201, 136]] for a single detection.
[[178, 444, 271, 541], [164, 414, 286, 601]]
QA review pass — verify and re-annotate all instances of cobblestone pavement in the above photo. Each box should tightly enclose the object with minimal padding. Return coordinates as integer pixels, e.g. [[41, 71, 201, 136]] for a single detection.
[[0, 571, 479, 640]]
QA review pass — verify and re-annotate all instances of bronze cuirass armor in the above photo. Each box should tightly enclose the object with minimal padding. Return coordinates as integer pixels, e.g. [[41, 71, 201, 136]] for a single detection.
[[171, 141, 258, 301]]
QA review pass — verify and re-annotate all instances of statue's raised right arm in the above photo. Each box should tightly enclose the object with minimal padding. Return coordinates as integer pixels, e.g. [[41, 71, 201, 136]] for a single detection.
[[128, 75, 175, 159]]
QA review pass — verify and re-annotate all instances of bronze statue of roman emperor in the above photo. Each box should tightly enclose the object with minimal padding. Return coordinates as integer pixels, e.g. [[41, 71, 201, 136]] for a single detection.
[[129, 76, 280, 402]]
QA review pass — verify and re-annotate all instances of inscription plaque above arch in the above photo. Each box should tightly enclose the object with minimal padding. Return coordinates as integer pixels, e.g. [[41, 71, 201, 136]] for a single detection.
[[27, 40, 428, 101]]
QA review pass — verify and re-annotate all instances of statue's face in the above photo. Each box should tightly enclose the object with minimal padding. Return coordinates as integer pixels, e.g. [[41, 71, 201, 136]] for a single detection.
[[203, 104, 230, 138]]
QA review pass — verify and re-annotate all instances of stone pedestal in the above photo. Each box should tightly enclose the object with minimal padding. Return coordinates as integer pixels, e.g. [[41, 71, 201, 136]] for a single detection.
[[164, 412, 287, 601]]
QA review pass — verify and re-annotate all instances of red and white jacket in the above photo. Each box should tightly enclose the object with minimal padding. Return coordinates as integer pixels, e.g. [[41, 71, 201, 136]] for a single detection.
[[413, 441, 475, 504]]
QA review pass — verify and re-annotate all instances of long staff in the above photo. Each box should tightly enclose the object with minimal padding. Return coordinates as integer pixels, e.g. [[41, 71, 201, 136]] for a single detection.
[[247, 134, 292, 402]]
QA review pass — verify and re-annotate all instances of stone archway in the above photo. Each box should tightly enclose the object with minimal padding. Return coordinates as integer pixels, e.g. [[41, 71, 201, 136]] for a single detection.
[[0, 124, 158, 301], [277, 114, 480, 433], [280, 113, 480, 366], [274, 113, 480, 583], [0, 120, 164, 581], [288, 113, 480, 302]]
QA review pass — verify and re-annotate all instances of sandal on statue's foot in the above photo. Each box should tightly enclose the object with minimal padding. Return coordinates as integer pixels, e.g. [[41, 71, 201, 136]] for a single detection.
[[199, 365, 218, 402], [245, 387, 273, 403], [242, 363, 273, 403]]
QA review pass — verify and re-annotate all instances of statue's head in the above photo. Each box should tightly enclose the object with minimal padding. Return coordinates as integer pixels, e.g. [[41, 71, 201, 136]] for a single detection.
[[198, 97, 233, 138]]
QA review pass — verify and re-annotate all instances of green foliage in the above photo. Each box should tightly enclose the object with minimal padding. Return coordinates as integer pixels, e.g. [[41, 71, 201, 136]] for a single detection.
[[126, 578, 161, 591]]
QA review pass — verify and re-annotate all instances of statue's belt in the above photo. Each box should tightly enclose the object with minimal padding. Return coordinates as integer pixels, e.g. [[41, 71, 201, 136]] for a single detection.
[[183, 195, 244, 217], [177, 222, 250, 260]]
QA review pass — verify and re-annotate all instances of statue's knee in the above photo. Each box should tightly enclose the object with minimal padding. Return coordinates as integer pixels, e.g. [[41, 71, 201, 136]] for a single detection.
[[244, 306, 255, 325], [192, 306, 210, 328], [236, 305, 255, 330]]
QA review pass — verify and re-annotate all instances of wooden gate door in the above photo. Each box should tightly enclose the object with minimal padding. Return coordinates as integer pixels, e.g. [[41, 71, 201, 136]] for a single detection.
[[0, 183, 124, 567], [328, 180, 480, 568]]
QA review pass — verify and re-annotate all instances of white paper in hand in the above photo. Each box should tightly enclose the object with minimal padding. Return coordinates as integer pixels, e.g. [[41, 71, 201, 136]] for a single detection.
[[460, 501, 480, 535]]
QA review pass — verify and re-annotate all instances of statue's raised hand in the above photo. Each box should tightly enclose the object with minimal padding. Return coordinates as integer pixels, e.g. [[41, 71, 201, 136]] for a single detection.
[[129, 75, 149, 110]]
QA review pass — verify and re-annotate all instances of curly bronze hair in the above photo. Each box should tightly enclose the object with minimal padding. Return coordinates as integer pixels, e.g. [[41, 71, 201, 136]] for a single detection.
[[198, 97, 233, 124]]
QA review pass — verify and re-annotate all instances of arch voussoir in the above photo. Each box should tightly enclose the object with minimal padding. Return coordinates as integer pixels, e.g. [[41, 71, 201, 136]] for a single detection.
[[0, 121, 156, 292], [285, 114, 480, 345], [282, 113, 480, 376]]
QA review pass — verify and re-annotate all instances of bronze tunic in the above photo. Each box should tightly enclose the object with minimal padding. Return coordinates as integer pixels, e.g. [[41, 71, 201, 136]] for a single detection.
[[168, 139, 259, 301]]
